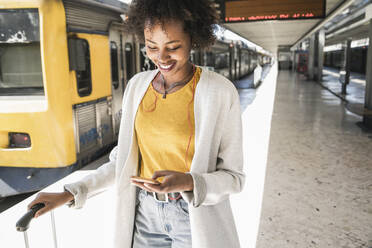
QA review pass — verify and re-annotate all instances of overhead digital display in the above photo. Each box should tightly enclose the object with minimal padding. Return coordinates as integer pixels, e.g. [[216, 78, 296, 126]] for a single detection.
[[216, 0, 326, 23]]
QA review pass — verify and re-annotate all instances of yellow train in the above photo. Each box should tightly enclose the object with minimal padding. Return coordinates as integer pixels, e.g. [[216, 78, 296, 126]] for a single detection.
[[0, 0, 145, 198], [0, 0, 270, 198]]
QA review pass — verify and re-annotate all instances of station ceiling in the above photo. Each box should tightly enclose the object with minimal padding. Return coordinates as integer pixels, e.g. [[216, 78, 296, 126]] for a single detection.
[[224, 0, 344, 53]]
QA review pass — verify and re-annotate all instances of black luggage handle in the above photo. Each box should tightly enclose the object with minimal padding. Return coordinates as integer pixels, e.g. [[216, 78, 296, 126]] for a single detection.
[[16, 203, 45, 232]]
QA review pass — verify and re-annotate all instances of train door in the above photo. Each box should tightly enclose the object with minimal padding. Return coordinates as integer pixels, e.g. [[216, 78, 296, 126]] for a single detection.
[[62, 0, 128, 165], [247, 50, 251, 74], [124, 42, 135, 84], [238, 48, 244, 78], [109, 26, 125, 138], [241, 49, 249, 76], [249, 51, 253, 73], [233, 45, 239, 81], [68, 34, 114, 163], [229, 45, 235, 80], [249, 50, 256, 73]]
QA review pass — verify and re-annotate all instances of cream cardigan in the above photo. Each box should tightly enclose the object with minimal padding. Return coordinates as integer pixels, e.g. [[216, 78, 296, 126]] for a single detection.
[[64, 67, 245, 248]]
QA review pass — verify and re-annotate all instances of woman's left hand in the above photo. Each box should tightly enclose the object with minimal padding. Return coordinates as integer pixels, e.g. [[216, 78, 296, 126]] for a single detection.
[[131, 170, 194, 193]]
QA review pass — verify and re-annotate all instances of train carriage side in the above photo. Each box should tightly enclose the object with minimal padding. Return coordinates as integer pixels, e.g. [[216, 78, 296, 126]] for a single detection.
[[108, 22, 137, 138], [211, 40, 231, 79], [235, 44, 260, 81], [324, 46, 368, 74], [199, 40, 232, 80], [189, 41, 260, 82], [0, 0, 129, 197]]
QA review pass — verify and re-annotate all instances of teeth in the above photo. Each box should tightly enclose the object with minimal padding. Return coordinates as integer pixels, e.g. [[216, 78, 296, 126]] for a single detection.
[[159, 63, 173, 69]]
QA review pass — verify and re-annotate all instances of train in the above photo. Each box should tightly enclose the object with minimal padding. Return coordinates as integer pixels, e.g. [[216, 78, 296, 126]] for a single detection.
[[191, 39, 271, 81], [324, 46, 368, 74], [0, 0, 271, 198]]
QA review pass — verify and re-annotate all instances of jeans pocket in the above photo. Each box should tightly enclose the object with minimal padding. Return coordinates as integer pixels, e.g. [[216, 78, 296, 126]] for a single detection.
[[177, 199, 189, 217]]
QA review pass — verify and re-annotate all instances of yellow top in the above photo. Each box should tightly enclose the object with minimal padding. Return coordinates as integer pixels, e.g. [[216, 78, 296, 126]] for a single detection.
[[135, 67, 201, 179]]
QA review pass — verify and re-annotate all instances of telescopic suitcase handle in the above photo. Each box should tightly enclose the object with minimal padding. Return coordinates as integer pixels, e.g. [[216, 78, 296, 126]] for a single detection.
[[16, 203, 45, 232], [15, 203, 59, 248]]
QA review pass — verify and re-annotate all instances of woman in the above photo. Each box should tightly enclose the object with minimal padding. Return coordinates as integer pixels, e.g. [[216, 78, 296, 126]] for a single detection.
[[28, 0, 245, 247]]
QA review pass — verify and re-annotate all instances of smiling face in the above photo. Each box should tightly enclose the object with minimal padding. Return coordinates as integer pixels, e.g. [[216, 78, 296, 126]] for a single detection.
[[144, 19, 192, 83]]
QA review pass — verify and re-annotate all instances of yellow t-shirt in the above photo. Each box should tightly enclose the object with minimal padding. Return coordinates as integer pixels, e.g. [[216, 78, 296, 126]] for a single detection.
[[135, 67, 201, 179]]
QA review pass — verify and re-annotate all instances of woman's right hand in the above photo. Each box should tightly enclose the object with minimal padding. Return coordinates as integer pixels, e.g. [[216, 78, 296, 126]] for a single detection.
[[27, 191, 74, 218]]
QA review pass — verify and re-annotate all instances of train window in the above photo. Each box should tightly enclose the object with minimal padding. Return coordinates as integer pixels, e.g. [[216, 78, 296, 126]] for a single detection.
[[110, 41, 119, 90], [125, 43, 134, 81], [215, 52, 230, 69], [0, 9, 44, 96], [251, 52, 258, 68], [204, 52, 215, 67], [0, 43, 44, 96], [69, 38, 92, 97]]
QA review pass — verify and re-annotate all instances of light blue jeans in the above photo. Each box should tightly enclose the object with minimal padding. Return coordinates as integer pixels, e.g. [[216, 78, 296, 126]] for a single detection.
[[132, 189, 192, 248]]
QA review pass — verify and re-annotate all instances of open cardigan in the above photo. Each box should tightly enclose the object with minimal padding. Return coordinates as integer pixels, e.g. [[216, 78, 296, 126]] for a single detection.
[[64, 67, 245, 248]]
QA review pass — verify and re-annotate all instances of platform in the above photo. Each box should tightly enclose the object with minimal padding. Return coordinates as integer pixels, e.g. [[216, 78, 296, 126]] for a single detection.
[[254, 70, 372, 248]]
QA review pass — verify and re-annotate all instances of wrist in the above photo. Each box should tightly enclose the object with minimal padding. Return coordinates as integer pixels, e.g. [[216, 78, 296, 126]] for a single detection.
[[62, 190, 74, 202], [185, 173, 194, 191]]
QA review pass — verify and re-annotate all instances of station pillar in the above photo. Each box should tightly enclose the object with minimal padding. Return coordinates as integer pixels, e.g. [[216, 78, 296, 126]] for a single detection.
[[317, 29, 325, 83], [307, 35, 315, 80], [342, 38, 352, 95], [364, 20, 372, 128]]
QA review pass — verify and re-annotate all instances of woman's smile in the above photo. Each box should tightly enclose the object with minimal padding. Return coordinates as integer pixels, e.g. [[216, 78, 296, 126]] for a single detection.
[[158, 61, 176, 71]]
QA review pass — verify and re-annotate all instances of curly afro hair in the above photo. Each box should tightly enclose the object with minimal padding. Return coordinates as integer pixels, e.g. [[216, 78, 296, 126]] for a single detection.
[[123, 0, 220, 49]]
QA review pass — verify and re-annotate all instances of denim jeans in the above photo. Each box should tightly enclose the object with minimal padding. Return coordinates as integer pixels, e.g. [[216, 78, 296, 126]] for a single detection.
[[132, 189, 192, 248]]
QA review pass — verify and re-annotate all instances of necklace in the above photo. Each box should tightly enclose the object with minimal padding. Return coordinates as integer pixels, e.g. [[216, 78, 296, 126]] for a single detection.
[[159, 65, 195, 99]]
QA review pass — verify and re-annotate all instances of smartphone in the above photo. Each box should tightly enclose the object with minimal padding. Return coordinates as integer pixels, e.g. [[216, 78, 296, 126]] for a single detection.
[[130, 176, 160, 185]]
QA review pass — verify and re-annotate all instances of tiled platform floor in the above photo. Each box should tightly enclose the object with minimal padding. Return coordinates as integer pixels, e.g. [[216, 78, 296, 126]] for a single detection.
[[256, 70, 372, 248]]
